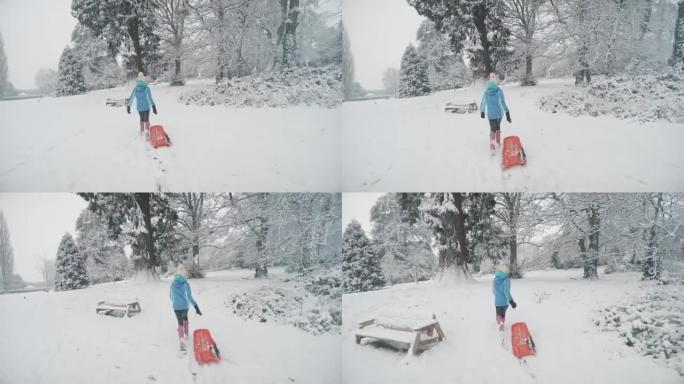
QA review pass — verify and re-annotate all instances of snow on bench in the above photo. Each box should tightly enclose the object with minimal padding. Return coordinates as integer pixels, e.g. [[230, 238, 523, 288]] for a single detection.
[[96, 296, 141, 318], [105, 98, 129, 107], [355, 307, 445, 356], [445, 100, 478, 114]]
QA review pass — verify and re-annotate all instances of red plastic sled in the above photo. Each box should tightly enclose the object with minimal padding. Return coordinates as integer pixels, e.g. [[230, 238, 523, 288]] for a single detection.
[[149, 125, 171, 148], [502, 136, 527, 169], [511, 322, 536, 359], [193, 329, 221, 364]]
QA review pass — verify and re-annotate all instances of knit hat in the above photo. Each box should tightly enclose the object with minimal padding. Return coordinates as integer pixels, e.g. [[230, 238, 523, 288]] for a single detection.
[[137, 72, 146, 81]]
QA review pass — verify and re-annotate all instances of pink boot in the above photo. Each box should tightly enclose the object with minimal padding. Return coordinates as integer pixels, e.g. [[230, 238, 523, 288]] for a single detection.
[[495, 131, 501, 147], [183, 320, 189, 338], [496, 315, 505, 331]]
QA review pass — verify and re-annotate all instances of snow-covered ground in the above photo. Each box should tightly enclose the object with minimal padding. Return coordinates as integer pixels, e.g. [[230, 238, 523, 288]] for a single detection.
[[0, 80, 340, 192], [341, 78, 684, 192], [341, 269, 683, 384], [0, 269, 340, 384]]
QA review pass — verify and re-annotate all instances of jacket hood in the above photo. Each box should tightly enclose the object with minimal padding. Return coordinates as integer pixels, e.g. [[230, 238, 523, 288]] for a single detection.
[[494, 270, 508, 282], [173, 274, 187, 283], [486, 81, 499, 93], [136, 80, 147, 88]]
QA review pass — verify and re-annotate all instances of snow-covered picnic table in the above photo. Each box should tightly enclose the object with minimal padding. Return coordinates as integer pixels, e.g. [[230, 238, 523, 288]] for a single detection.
[[96, 297, 141, 318], [355, 308, 445, 356]]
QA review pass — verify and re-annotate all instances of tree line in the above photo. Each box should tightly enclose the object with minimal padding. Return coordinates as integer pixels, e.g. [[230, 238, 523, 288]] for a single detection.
[[26, 0, 341, 96], [342, 193, 683, 293], [37, 193, 341, 291]]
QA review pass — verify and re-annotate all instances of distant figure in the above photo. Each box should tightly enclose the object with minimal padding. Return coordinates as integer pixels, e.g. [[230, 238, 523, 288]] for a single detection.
[[170, 264, 202, 352], [480, 73, 511, 154], [127, 72, 158, 140], [492, 262, 516, 331]]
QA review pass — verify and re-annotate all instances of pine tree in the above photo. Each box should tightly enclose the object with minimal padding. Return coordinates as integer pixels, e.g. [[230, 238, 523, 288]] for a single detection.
[[71, 0, 160, 74], [408, 0, 512, 79], [55, 233, 88, 291], [671, 1, 684, 68], [399, 44, 431, 98], [56, 47, 87, 96], [342, 220, 384, 293], [416, 20, 467, 90]]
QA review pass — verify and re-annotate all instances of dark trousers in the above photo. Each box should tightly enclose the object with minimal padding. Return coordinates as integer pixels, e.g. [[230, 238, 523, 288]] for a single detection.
[[495, 305, 508, 319], [489, 118, 502, 132], [174, 309, 188, 326]]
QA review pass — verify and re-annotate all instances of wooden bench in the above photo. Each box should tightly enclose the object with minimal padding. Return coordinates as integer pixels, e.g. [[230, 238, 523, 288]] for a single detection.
[[105, 98, 129, 107], [355, 315, 445, 356], [445, 101, 478, 114], [96, 298, 141, 318]]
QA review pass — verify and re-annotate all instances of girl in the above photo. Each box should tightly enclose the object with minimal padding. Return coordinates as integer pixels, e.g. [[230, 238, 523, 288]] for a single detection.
[[170, 264, 202, 351], [480, 73, 511, 154], [126, 72, 158, 139], [492, 263, 516, 331]]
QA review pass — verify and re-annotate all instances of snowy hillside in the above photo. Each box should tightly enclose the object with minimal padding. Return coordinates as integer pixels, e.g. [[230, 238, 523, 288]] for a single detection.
[[0, 269, 340, 384], [0, 80, 340, 192], [341, 269, 683, 384], [341, 78, 684, 192]]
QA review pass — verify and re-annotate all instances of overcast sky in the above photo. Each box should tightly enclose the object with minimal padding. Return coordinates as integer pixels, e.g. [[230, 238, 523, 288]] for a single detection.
[[0, 0, 78, 89], [342, 193, 383, 238], [343, 0, 424, 90], [0, 194, 86, 282]]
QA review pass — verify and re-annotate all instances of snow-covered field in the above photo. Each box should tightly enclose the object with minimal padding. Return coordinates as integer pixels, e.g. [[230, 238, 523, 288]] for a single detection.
[[0, 269, 340, 384], [341, 78, 684, 192], [0, 80, 340, 192], [341, 269, 683, 384]]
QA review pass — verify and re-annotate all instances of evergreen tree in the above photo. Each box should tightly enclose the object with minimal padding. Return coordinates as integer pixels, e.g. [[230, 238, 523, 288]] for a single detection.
[[71, 0, 160, 74], [421, 193, 470, 280], [54, 233, 88, 291], [79, 193, 178, 277], [0, 31, 8, 96], [408, 0, 512, 79], [399, 44, 431, 98], [467, 193, 504, 273], [70, 23, 124, 90], [342, 220, 384, 293], [75, 209, 131, 283], [416, 19, 467, 90], [56, 47, 87, 96], [371, 194, 434, 284], [672, 1, 684, 68]]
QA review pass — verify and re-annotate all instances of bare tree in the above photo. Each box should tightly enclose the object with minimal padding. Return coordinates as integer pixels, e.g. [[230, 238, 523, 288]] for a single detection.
[[154, 0, 191, 85]]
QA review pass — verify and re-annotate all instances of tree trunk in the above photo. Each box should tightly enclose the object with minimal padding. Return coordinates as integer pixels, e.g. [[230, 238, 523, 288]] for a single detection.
[[472, 5, 493, 78], [215, 7, 229, 83], [642, 193, 663, 280], [672, 1, 684, 68], [584, 204, 600, 279], [639, 0, 653, 42], [521, 54, 534, 85], [134, 193, 157, 272], [254, 216, 269, 278], [575, 0, 591, 85], [127, 17, 145, 74], [280, 0, 300, 68]]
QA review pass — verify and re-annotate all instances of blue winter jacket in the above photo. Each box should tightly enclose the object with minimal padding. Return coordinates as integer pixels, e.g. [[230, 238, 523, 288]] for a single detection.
[[493, 270, 513, 307], [127, 80, 155, 112], [480, 81, 509, 120], [170, 274, 197, 311]]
